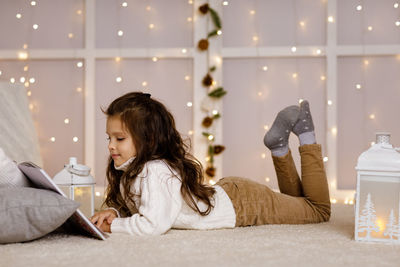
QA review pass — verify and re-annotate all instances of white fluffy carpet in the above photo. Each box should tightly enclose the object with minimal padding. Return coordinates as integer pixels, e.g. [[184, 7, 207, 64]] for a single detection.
[[1, 204, 400, 267]]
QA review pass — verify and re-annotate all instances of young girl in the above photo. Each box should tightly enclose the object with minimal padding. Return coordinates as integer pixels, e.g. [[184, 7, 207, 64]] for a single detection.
[[90, 92, 330, 235]]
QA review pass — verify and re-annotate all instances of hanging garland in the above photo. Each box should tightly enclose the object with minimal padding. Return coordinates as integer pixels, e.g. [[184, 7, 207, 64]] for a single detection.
[[197, 3, 227, 181]]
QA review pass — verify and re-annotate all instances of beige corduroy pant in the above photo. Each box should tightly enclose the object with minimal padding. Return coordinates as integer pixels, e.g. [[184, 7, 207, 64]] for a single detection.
[[217, 144, 331, 227]]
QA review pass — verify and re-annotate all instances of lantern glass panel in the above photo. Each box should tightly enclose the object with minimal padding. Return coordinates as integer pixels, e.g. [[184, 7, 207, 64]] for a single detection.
[[74, 186, 93, 218], [358, 175, 400, 241]]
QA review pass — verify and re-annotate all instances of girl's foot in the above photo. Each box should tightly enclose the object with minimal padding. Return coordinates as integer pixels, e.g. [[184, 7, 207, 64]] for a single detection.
[[293, 100, 316, 145], [264, 105, 299, 157]]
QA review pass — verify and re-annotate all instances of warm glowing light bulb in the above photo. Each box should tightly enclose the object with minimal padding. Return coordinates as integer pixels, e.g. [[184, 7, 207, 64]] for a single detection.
[[395, 3, 399, 8], [64, 118, 70, 124], [331, 199, 337, 204], [328, 16, 334, 23], [115, 57, 121, 62], [31, 1, 36, 6], [291, 46, 297, 53], [76, 62, 83, 68], [209, 179, 216, 185], [146, 6, 151, 11], [356, 5, 362, 11], [316, 49, 322, 55], [188, 130, 194, 135], [68, 33, 74, 39], [16, 13, 22, 19], [0, 70, 2, 76], [19, 77, 26, 83], [184, 75, 190, 81], [262, 66, 268, 71], [188, 0, 193, 4], [152, 57, 158, 62], [265, 177, 270, 182], [320, 75, 326, 81], [299, 99, 304, 104], [186, 102, 193, 107], [299, 21, 305, 27], [252, 35, 259, 42], [117, 30, 124, 36], [24, 82, 29, 88], [18, 51, 28, 60], [327, 100, 333, 106], [369, 114, 375, 120], [122, 2, 128, 7], [217, 30, 222, 35], [208, 135, 214, 141], [23, 44, 28, 49], [367, 26, 373, 31], [10, 78, 15, 83], [73, 137, 79, 143], [258, 92, 263, 96], [223, 1, 229, 6], [331, 127, 337, 136], [76, 10, 82, 15], [250, 10, 255, 15], [149, 24, 155, 29], [212, 110, 219, 115], [371, 141, 376, 146], [396, 21, 400, 27], [364, 60, 369, 65], [50, 137, 56, 142], [323, 157, 328, 162], [215, 56, 222, 65], [27, 90, 32, 96], [187, 17, 193, 22], [142, 81, 148, 87], [95, 192, 101, 197], [212, 80, 217, 86], [24, 65, 29, 71], [356, 84, 362, 89], [116, 77, 122, 83], [181, 49, 187, 54], [33, 24, 39, 30], [292, 73, 298, 79], [264, 125, 269, 130], [76, 87, 82, 92], [261, 153, 266, 159]]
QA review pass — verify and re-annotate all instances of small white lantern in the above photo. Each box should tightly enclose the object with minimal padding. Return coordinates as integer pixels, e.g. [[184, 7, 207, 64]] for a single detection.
[[53, 157, 95, 218], [355, 132, 400, 244]]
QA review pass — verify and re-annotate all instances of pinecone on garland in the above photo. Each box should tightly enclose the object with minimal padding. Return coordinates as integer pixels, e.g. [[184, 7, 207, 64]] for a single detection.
[[202, 73, 213, 87], [198, 39, 209, 51], [205, 166, 216, 177], [202, 116, 213, 128], [213, 145, 225, 155], [199, 3, 209, 14]]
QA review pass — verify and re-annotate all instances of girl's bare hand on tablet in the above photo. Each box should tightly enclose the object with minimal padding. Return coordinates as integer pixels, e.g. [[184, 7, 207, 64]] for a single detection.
[[90, 209, 117, 232]]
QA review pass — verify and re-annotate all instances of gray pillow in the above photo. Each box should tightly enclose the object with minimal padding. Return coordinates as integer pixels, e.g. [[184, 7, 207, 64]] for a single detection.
[[0, 148, 31, 187], [0, 187, 79, 244]]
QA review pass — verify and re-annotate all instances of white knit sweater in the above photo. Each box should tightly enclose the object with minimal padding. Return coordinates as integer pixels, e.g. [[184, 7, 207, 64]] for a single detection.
[[111, 160, 236, 236]]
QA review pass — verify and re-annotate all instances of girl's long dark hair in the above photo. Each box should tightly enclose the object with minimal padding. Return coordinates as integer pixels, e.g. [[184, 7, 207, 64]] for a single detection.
[[103, 92, 215, 217]]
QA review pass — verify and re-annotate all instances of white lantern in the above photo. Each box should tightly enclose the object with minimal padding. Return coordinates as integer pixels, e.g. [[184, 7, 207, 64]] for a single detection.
[[53, 157, 95, 218], [355, 132, 400, 244]]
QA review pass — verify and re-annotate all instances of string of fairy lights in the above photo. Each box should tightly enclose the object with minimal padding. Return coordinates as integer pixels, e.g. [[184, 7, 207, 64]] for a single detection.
[[1, 0, 399, 203]]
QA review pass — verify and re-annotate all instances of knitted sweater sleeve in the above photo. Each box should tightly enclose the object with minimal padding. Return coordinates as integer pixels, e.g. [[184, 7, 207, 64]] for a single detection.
[[110, 162, 183, 236]]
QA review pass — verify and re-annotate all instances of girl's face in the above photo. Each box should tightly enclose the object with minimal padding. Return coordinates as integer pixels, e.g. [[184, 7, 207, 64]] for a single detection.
[[106, 115, 137, 167]]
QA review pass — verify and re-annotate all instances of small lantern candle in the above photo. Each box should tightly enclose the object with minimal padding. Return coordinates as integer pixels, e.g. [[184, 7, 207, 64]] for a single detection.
[[53, 157, 95, 218], [355, 132, 400, 244]]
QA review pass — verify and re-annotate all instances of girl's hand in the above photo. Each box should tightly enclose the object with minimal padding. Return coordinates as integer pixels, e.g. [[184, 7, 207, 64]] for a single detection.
[[90, 209, 117, 232]]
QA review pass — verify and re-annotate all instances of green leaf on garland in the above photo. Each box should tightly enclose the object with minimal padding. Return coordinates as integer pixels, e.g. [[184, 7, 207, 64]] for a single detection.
[[202, 132, 212, 138], [209, 8, 222, 29], [209, 66, 216, 72], [208, 87, 227, 98], [212, 113, 221, 119], [207, 29, 218, 38], [208, 145, 215, 163]]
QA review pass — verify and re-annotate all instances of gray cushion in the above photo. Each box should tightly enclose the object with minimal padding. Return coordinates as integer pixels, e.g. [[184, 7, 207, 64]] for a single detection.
[[0, 148, 31, 187], [0, 187, 79, 244]]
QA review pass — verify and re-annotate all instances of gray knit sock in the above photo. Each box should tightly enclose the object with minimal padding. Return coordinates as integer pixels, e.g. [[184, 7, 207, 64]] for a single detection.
[[264, 105, 299, 157], [293, 100, 316, 145]]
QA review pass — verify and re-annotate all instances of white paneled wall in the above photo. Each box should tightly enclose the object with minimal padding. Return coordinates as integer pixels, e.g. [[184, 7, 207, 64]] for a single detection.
[[0, 0, 400, 202]]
